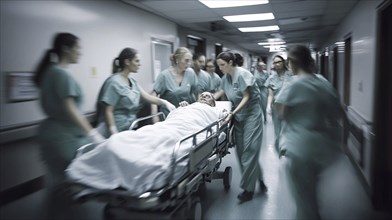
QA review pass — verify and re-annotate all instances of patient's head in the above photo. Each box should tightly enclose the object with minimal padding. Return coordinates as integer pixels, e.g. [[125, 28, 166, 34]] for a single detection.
[[198, 92, 216, 107]]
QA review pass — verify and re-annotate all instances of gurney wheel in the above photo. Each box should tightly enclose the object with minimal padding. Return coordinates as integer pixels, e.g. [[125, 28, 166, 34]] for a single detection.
[[223, 166, 232, 190], [187, 196, 202, 220]]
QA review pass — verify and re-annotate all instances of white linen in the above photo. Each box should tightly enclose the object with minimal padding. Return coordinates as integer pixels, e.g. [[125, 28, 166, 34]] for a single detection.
[[66, 102, 220, 196]]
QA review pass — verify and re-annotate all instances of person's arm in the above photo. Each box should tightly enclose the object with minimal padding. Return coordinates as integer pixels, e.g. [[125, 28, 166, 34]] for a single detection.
[[64, 97, 104, 143], [213, 89, 225, 100], [274, 103, 289, 120], [266, 88, 274, 114], [103, 105, 118, 135], [224, 88, 251, 124], [140, 87, 175, 111]]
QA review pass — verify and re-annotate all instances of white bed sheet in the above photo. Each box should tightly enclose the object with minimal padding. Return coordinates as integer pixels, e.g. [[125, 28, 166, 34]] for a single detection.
[[66, 102, 225, 196]]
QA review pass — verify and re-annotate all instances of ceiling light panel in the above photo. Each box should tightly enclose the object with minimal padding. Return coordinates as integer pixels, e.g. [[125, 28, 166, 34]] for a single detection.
[[224, 13, 274, 22], [239, 25, 279, 32], [199, 0, 269, 8]]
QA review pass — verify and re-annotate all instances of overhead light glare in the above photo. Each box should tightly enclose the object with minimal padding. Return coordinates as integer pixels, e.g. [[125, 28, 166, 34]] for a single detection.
[[224, 13, 274, 22], [239, 25, 279, 32], [258, 41, 285, 46], [199, 0, 269, 8]]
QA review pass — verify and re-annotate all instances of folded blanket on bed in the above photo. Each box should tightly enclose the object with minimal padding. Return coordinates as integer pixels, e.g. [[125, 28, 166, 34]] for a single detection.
[[66, 102, 221, 196]]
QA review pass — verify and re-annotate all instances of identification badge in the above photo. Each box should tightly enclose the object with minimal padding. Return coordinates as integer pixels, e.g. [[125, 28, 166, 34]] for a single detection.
[[233, 83, 239, 90]]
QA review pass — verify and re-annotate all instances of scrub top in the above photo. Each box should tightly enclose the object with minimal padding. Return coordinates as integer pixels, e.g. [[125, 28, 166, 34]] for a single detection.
[[195, 69, 211, 95], [38, 65, 88, 177], [221, 66, 261, 121], [97, 73, 142, 131], [275, 74, 342, 161], [265, 70, 293, 100], [209, 72, 222, 93], [254, 70, 269, 96], [154, 67, 198, 115]]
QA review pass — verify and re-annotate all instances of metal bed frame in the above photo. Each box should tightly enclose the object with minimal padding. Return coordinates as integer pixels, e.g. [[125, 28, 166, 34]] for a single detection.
[[68, 112, 234, 220]]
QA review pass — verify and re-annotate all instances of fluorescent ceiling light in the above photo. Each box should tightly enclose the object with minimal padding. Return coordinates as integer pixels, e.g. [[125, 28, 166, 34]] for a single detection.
[[238, 25, 279, 32], [263, 45, 286, 48], [258, 41, 285, 46], [224, 13, 274, 22], [199, 0, 269, 8]]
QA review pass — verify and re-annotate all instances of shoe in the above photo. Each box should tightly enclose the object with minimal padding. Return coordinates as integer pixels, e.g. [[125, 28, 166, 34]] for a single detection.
[[259, 180, 268, 193], [237, 190, 254, 202]]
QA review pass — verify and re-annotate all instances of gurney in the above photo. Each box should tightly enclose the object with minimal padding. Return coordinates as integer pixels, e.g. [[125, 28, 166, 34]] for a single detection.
[[65, 102, 234, 220]]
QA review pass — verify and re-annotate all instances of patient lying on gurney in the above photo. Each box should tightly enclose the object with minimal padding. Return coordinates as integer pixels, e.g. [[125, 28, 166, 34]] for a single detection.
[[66, 92, 227, 196]]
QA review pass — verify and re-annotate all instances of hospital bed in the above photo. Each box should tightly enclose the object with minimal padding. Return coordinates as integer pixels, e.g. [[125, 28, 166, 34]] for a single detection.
[[66, 102, 234, 220]]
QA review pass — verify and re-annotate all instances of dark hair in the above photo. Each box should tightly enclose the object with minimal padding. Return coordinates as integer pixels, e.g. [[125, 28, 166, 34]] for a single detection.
[[272, 54, 288, 71], [216, 51, 243, 67], [192, 52, 205, 61], [287, 45, 315, 74], [112, 47, 138, 73], [233, 52, 244, 67], [34, 33, 79, 87]]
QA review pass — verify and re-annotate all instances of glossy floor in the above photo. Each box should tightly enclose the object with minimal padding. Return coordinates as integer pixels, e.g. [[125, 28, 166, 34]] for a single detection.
[[1, 117, 390, 220]]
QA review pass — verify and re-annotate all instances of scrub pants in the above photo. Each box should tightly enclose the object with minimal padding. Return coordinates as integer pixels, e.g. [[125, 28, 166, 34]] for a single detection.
[[233, 110, 264, 192]]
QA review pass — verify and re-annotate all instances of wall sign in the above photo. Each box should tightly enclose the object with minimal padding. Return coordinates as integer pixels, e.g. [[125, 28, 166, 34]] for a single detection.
[[7, 72, 39, 102]]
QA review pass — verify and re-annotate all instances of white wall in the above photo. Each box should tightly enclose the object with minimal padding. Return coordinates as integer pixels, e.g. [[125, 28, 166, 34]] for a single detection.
[[0, 0, 178, 129], [322, 0, 382, 121]]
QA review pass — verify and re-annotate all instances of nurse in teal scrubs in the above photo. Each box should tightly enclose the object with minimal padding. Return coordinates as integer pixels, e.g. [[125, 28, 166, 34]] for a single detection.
[[253, 61, 269, 123], [214, 51, 267, 203], [192, 52, 212, 96], [205, 58, 222, 93], [265, 55, 293, 153], [153, 47, 198, 116], [275, 45, 343, 219], [96, 48, 175, 137], [34, 33, 105, 218]]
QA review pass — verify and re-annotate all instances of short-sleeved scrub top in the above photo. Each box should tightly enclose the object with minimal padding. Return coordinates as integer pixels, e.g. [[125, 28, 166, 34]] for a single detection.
[[275, 74, 342, 161], [221, 66, 262, 121], [97, 73, 142, 132], [209, 72, 222, 93], [265, 71, 293, 101], [254, 70, 269, 97], [154, 67, 198, 116], [195, 69, 212, 95], [38, 65, 88, 176]]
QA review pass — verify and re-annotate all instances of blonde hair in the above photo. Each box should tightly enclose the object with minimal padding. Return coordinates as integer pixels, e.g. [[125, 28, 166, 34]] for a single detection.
[[170, 47, 192, 65]]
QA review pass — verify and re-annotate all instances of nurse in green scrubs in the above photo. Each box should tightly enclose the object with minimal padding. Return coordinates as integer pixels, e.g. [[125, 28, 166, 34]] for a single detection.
[[96, 48, 175, 137], [205, 58, 222, 93], [275, 45, 343, 219], [265, 55, 293, 153], [214, 51, 267, 203], [253, 61, 269, 123], [192, 52, 212, 96], [153, 47, 198, 116], [34, 33, 105, 218]]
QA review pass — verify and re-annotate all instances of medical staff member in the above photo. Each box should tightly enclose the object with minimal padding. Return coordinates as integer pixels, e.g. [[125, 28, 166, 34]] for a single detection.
[[34, 33, 105, 218], [275, 45, 344, 219], [96, 48, 175, 137], [253, 61, 269, 124], [192, 52, 211, 96], [153, 47, 198, 116], [265, 55, 293, 153], [214, 51, 267, 203], [205, 58, 222, 93]]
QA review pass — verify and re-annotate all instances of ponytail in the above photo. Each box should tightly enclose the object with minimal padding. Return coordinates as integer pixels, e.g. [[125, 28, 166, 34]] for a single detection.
[[34, 49, 55, 87], [34, 32, 79, 87]]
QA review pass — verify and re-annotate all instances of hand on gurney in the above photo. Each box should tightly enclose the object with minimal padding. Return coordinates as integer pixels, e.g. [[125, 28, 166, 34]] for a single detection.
[[88, 128, 106, 144], [160, 99, 176, 112], [222, 111, 234, 126]]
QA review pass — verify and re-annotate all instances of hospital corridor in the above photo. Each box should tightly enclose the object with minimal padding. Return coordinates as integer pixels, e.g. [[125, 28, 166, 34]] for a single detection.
[[0, 115, 390, 220]]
